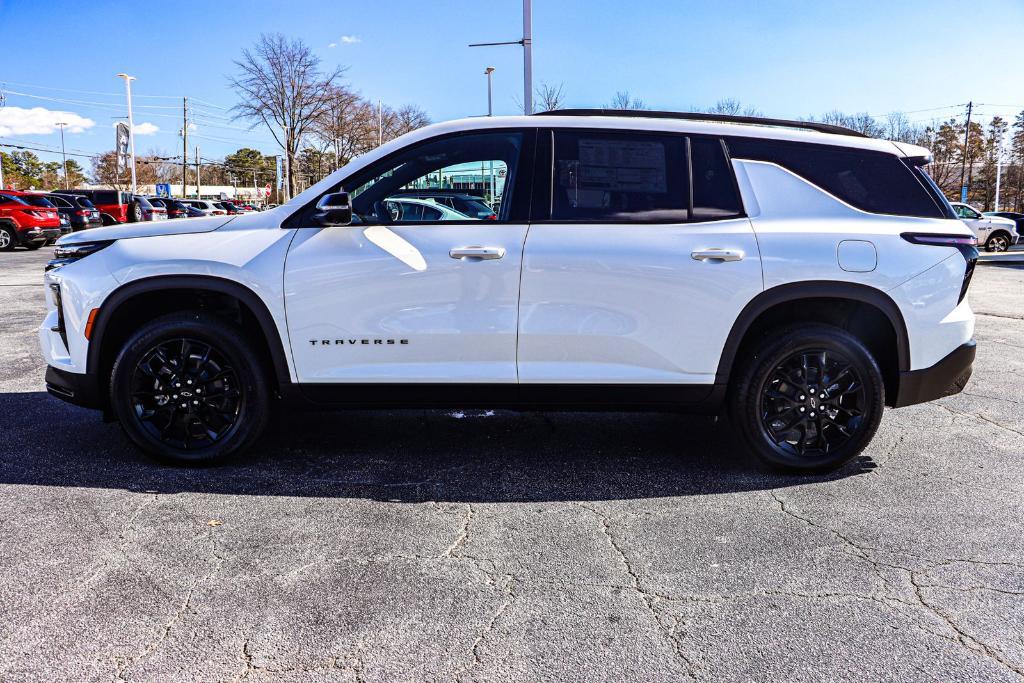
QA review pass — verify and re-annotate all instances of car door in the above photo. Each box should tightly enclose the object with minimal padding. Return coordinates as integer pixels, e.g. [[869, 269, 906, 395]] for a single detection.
[[517, 130, 763, 396], [284, 129, 532, 388], [954, 203, 988, 241]]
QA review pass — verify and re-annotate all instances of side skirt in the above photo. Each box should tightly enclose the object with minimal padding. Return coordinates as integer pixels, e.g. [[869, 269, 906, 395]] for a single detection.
[[295, 383, 726, 413]]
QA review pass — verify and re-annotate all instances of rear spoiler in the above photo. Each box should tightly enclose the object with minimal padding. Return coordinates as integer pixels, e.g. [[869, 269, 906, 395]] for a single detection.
[[892, 141, 933, 166]]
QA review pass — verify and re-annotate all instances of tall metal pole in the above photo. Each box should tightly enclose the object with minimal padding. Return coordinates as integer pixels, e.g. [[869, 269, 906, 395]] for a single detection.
[[485, 67, 495, 205], [995, 131, 1004, 212], [959, 101, 973, 204], [56, 122, 69, 189], [0, 150, 5, 190], [195, 145, 201, 199], [116, 74, 138, 194], [378, 99, 383, 146], [522, 0, 533, 115], [182, 97, 188, 198]]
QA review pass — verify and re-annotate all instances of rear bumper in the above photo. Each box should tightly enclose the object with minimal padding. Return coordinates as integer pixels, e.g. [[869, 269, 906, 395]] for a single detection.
[[894, 340, 976, 408], [45, 365, 102, 410]]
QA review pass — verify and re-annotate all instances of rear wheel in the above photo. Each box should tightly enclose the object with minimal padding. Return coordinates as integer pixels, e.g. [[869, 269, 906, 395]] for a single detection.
[[24, 242, 43, 250], [0, 226, 15, 251], [986, 232, 1011, 252], [110, 312, 270, 465], [730, 324, 885, 472]]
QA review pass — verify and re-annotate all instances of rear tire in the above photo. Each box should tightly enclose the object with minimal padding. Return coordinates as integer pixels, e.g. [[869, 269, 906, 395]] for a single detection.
[[729, 324, 885, 473], [24, 242, 42, 250], [0, 226, 15, 251], [110, 312, 271, 465]]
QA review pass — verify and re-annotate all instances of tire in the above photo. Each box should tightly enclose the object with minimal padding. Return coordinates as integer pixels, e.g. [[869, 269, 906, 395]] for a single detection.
[[729, 324, 885, 473], [24, 242, 43, 250], [985, 232, 1010, 252], [0, 226, 15, 251], [109, 312, 271, 465], [128, 201, 143, 223]]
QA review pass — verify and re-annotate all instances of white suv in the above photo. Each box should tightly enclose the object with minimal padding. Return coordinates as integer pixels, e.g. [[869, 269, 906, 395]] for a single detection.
[[39, 110, 978, 472]]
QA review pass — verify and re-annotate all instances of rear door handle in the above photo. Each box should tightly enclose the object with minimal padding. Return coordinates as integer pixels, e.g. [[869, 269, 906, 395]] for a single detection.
[[449, 246, 505, 260], [691, 248, 744, 262]]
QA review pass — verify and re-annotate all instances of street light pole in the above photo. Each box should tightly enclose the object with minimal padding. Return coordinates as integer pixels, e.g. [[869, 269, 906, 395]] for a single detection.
[[485, 67, 495, 116], [522, 0, 533, 115], [116, 73, 138, 194], [468, 0, 534, 115], [55, 122, 69, 190]]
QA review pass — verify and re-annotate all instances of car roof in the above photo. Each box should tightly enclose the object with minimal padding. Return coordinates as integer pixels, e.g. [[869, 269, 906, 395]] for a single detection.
[[405, 113, 922, 157]]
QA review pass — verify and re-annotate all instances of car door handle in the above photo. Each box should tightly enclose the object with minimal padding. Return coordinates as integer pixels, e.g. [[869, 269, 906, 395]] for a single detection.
[[449, 246, 505, 260], [691, 248, 744, 262]]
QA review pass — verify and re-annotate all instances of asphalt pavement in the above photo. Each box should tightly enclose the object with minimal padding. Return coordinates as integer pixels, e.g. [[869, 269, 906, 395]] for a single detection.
[[1, 246, 1022, 682]]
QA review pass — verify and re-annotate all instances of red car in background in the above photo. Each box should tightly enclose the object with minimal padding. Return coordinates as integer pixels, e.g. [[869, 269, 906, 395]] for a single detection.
[[0, 190, 62, 251]]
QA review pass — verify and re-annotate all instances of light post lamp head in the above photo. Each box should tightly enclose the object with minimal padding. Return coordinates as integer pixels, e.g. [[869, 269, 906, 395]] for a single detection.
[[485, 67, 495, 75], [115, 73, 136, 82]]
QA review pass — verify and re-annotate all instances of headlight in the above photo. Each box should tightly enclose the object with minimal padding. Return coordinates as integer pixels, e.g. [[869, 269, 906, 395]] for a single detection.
[[46, 241, 114, 272]]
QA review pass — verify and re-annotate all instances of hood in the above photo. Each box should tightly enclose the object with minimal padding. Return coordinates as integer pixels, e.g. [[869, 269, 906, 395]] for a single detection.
[[990, 215, 1017, 229], [56, 214, 235, 245]]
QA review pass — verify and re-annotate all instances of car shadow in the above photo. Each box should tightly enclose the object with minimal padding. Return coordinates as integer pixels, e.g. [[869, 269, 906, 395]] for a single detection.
[[0, 391, 876, 502]]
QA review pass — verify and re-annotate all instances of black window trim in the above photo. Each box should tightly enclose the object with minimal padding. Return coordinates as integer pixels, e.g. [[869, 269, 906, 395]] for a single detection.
[[531, 127, 748, 225], [724, 137, 951, 220], [283, 127, 537, 229]]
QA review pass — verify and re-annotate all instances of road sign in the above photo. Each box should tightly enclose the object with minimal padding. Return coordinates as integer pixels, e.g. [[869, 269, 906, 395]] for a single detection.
[[155, 183, 171, 198]]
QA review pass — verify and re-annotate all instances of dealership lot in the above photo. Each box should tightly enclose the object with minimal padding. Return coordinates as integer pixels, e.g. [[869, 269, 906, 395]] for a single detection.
[[1, 248, 1023, 681]]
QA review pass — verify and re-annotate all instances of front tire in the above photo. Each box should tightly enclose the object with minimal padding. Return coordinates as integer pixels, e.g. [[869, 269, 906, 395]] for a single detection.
[[729, 324, 885, 473], [110, 312, 270, 465], [986, 232, 1011, 252]]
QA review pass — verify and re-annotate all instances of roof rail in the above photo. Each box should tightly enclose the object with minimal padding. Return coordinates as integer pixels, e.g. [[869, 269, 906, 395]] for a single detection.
[[532, 109, 870, 139]]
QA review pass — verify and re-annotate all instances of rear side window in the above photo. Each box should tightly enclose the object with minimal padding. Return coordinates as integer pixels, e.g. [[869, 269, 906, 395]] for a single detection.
[[49, 196, 72, 208], [690, 137, 742, 221], [552, 131, 689, 222], [726, 137, 946, 218], [93, 191, 118, 205]]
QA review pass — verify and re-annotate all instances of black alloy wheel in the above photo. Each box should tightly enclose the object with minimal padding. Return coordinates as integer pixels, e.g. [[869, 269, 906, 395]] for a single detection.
[[129, 338, 242, 451], [729, 324, 885, 472], [759, 349, 865, 458], [986, 233, 1010, 252], [110, 312, 270, 465]]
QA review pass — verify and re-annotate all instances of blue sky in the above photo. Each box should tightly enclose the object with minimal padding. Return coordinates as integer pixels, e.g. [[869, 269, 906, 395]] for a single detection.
[[1, 0, 1023, 167]]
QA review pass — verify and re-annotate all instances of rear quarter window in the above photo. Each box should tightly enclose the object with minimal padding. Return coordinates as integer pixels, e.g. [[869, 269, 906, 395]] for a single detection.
[[725, 137, 946, 219]]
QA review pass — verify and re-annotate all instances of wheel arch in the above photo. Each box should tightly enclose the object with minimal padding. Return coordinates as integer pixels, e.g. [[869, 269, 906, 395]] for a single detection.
[[87, 275, 292, 405], [716, 281, 910, 404]]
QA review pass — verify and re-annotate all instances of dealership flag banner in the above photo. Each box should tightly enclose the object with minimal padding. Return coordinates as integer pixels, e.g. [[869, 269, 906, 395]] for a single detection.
[[115, 122, 131, 173]]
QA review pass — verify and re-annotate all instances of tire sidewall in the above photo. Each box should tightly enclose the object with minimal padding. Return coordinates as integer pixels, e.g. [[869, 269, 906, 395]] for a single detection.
[[0, 226, 15, 251], [730, 325, 885, 472], [110, 312, 269, 465]]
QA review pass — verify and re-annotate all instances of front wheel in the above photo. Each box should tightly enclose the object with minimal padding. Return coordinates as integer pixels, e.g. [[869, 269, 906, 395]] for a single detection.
[[109, 312, 271, 465], [729, 324, 885, 473], [986, 233, 1010, 252], [0, 226, 15, 251]]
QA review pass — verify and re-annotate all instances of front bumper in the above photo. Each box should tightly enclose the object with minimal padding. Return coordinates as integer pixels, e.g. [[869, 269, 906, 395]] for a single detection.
[[45, 365, 102, 409], [894, 340, 976, 408]]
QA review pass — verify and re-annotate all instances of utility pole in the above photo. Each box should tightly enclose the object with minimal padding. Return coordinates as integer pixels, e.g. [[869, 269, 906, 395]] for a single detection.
[[469, 1, 533, 115], [959, 101, 973, 204], [182, 97, 188, 198], [995, 129, 1005, 212], [378, 99, 383, 146], [55, 122, 69, 189], [522, 0, 533, 114], [195, 145, 201, 198], [116, 74, 138, 194]]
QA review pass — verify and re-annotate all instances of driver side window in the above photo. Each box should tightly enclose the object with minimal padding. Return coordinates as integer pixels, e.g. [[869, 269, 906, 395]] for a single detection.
[[346, 131, 523, 224]]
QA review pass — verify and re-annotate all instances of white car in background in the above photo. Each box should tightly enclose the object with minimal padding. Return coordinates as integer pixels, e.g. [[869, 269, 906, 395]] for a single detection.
[[950, 202, 1018, 252], [183, 200, 228, 217]]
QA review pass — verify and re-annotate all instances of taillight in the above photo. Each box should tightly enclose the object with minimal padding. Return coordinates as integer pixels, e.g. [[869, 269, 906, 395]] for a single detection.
[[901, 233, 978, 305], [75, 209, 89, 216]]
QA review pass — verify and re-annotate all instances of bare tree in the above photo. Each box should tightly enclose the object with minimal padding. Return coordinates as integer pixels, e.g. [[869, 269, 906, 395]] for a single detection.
[[705, 98, 762, 117], [535, 82, 566, 112], [380, 104, 431, 144], [606, 91, 648, 110], [312, 85, 378, 169], [229, 33, 345, 197]]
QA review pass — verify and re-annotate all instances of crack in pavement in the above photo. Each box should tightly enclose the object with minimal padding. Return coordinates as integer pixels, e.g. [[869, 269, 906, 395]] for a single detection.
[[936, 403, 1024, 439], [769, 490, 1024, 679], [443, 504, 475, 558], [575, 502, 698, 680], [112, 518, 226, 682]]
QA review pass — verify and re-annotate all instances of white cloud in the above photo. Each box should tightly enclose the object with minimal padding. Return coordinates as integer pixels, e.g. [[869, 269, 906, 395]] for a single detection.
[[339, 35, 361, 44], [0, 107, 95, 136], [111, 121, 160, 136], [327, 42, 337, 48]]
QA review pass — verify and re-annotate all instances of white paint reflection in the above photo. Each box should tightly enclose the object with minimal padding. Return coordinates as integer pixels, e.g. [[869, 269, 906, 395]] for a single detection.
[[363, 225, 427, 272]]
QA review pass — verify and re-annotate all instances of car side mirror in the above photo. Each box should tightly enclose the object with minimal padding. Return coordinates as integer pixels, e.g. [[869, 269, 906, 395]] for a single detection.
[[313, 192, 352, 227]]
